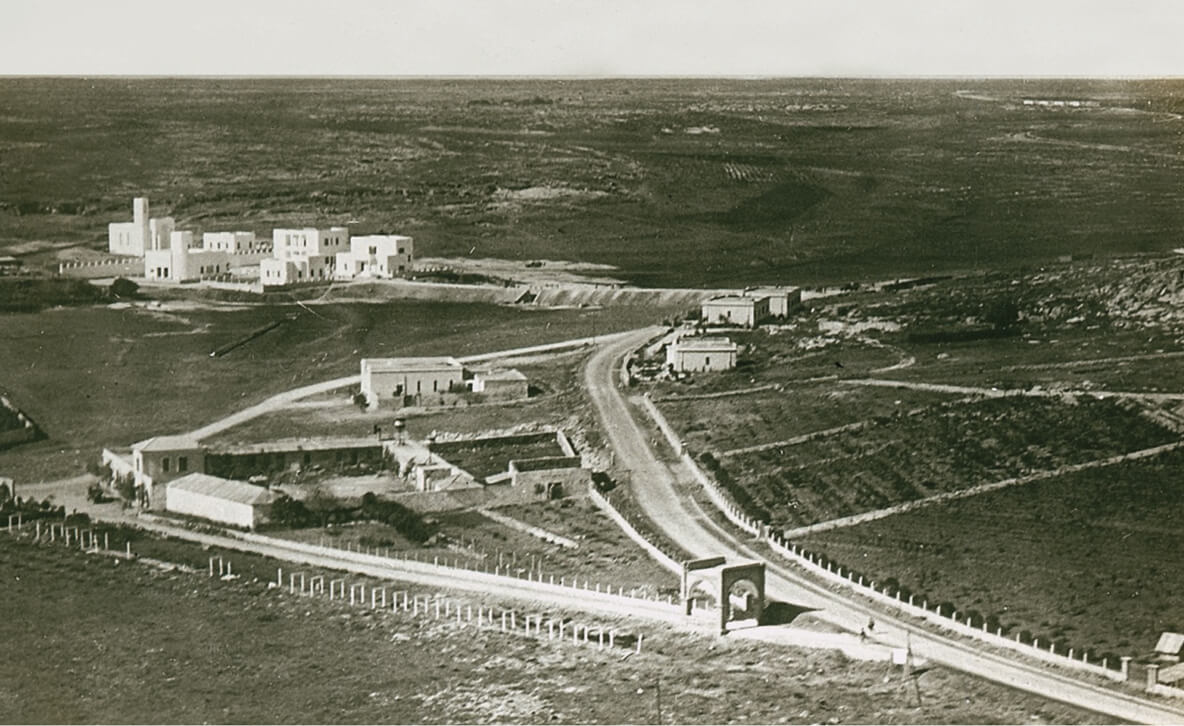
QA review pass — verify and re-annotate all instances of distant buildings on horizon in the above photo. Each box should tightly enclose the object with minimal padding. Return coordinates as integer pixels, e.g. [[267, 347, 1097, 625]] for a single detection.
[[107, 196, 414, 288]]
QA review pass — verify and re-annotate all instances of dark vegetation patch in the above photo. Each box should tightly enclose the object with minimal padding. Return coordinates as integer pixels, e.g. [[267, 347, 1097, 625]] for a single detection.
[[717, 396, 1174, 529], [0, 534, 1109, 724], [0, 301, 646, 481], [800, 450, 1184, 664], [3, 77, 1184, 287]]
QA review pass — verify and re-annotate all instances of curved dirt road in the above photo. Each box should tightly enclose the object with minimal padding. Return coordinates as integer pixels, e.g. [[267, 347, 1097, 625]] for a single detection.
[[186, 330, 642, 442], [583, 327, 1184, 724]]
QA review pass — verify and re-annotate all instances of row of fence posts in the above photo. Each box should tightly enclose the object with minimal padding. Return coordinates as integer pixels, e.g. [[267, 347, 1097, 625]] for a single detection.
[[273, 567, 643, 654], [208, 556, 233, 577], [319, 538, 675, 606], [13, 519, 646, 657], [640, 385, 1134, 680], [769, 535, 1128, 679], [7, 517, 135, 558]]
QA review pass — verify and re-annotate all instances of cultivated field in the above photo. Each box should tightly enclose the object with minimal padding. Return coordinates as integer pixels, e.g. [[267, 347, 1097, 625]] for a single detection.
[[646, 257, 1184, 662], [659, 382, 961, 454], [799, 449, 1184, 665], [3, 78, 1184, 287], [0, 534, 1112, 724], [714, 396, 1175, 527]]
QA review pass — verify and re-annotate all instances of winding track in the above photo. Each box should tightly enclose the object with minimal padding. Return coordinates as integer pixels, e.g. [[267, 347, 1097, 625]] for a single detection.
[[583, 326, 1184, 725]]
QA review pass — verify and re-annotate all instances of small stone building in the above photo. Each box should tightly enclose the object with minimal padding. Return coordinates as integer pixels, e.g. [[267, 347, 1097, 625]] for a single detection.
[[666, 336, 738, 372], [743, 286, 801, 317], [508, 456, 591, 500], [471, 368, 529, 400], [361, 357, 466, 408], [165, 473, 275, 529], [701, 295, 771, 328]]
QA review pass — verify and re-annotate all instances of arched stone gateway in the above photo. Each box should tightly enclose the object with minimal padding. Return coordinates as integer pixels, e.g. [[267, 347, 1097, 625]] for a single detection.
[[680, 557, 767, 634], [720, 562, 766, 635], [681, 556, 726, 615]]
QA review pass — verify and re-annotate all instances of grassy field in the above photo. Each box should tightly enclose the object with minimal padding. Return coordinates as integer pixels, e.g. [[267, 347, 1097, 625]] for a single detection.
[[714, 396, 1174, 527], [659, 382, 962, 454], [799, 449, 1184, 665], [0, 534, 1112, 724], [3, 78, 1184, 288], [267, 498, 682, 596], [0, 300, 655, 482]]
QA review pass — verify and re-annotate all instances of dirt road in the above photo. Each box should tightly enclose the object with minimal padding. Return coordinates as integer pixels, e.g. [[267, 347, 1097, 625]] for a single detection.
[[582, 327, 1184, 724], [185, 329, 642, 442]]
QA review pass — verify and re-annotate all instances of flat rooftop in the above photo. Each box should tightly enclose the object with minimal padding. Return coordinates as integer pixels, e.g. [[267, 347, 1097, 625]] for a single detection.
[[475, 368, 527, 382], [674, 337, 736, 350], [703, 296, 757, 306], [745, 286, 800, 296], [211, 437, 382, 455], [362, 357, 463, 373]]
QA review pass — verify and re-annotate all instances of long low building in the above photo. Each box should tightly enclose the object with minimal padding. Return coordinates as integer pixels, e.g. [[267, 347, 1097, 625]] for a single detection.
[[165, 473, 276, 529], [701, 295, 771, 328], [666, 336, 738, 372], [361, 357, 466, 407]]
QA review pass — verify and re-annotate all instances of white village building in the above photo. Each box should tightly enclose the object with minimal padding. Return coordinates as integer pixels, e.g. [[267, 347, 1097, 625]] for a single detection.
[[108, 197, 174, 257], [107, 197, 415, 287]]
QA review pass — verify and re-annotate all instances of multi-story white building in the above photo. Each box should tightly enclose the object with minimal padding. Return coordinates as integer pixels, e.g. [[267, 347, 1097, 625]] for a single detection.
[[336, 235, 414, 279], [260, 227, 350, 286], [273, 227, 350, 260], [108, 197, 175, 257], [144, 231, 236, 283], [743, 287, 801, 318], [203, 231, 261, 254], [108, 197, 415, 287]]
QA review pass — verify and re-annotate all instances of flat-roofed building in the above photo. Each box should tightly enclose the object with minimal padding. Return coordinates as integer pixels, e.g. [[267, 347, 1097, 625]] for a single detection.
[[666, 336, 738, 372], [203, 231, 261, 254], [108, 197, 176, 257], [165, 473, 275, 529], [701, 295, 770, 328], [471, 368, 529, 400], [361, 357, 465, 407], [336, 234, 413, 279], [744, 286, 801, 317], [272, 227, 350, 260], [260, 254, 336, 286], [144, 231, 235, 282]]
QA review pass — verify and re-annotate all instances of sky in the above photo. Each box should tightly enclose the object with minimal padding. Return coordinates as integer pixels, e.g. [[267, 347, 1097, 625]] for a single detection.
[[1, 0, 1182, 77]]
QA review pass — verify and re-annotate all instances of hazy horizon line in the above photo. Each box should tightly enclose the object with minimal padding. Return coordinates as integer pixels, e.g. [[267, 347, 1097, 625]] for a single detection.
[[1, 73, 1181, 81]]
